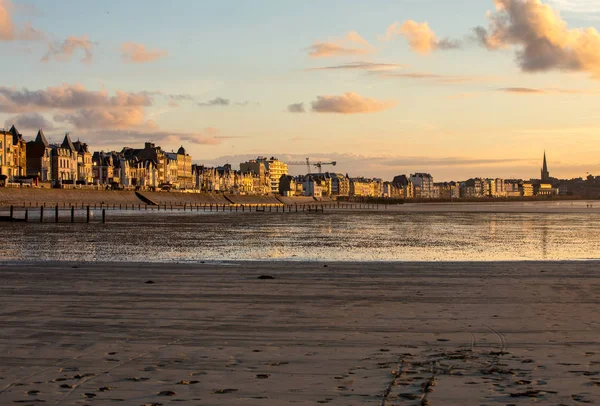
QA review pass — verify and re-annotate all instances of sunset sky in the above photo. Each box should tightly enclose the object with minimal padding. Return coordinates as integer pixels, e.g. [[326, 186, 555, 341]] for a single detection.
[[1, 0, 600, 181]]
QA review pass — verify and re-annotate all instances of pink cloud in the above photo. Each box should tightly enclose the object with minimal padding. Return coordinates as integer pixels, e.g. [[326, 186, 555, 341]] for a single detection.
[[42, 36, 94, 63], [121, 42, 168, 64], [310, 92, 397, 114], [308, 31, 373, 58]]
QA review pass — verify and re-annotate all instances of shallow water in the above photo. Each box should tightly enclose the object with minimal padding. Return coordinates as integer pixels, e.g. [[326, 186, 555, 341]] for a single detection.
[[2, 201, 600, 262]]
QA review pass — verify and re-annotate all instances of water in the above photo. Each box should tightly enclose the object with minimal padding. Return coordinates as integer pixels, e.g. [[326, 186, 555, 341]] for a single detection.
[[2, 202, 600, 262]]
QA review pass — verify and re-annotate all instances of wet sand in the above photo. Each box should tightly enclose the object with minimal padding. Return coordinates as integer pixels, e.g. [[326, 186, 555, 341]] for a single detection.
[[0, 261, 598, 405]]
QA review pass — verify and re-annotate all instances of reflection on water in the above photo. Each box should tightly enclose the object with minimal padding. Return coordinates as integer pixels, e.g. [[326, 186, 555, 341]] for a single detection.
[[2, 205, 600, 262]]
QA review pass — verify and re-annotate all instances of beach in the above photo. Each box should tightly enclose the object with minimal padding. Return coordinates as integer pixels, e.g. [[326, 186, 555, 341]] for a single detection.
[[0, 261, 598, 405]]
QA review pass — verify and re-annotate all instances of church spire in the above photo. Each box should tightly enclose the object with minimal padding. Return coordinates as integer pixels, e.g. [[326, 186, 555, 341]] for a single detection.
[[541, 151, 550, 181]]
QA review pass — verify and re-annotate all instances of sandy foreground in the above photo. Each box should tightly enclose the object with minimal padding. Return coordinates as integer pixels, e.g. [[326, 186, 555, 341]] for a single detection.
[[0, 262, 598, 405]]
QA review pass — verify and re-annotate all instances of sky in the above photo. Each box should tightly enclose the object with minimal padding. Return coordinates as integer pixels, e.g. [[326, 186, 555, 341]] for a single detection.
[[1, 0, 600, 181]]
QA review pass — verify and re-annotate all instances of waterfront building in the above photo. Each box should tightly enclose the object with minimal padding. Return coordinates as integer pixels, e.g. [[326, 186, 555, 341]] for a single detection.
[[461, 178, 484, 198], [329, 173, 350, 197], [0, 129, 14, 183], [73, 140, 93, 184], [349, 177, 372, 197], [521, 182, 534, 197], [240, 156, 288, 194], [26, 129, 52, 182], [410, 173, 435, 199], [391, 175, 414, 199], [303, 175, 323, 198], [504, 180, 522, 197], [534, 183, 558, 196], [50, 134, 79, 183], [8, 126, 26, 178], [435, 182, 460, 199], [279, 175, 297, 196]]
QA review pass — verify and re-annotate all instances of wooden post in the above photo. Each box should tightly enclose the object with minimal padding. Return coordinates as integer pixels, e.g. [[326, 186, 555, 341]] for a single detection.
[[102, 209, 106, 224], [55, 205, 59, 223], [71, 206, 75, 223], [25, 209, 28, 222], [87, 206, 90, 223], [242, 205, 245, 212], [9, 205, 13, 219], [40, 206, 44, 223]]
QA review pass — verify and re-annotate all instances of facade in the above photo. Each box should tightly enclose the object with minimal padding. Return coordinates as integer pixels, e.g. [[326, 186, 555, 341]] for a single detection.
[[392, 175, 414, 199], [240, 157, 288, 194], [26, 130, 52, 181], [0, 130, 14, 181], [73, 141, 93, 184], [329, 173, 350, 197], [303, 176, 323, 198], [349, 178, 372, 197], [51, 134, 79, 182], [9, 126, 26, 177], [410, 173, 435, 199]]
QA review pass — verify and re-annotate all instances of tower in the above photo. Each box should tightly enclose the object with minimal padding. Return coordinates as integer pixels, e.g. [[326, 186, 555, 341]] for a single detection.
[[541, 151, 550, 182]]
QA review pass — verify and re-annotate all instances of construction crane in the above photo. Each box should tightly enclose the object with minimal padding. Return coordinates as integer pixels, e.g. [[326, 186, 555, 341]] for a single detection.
[[286, 158, 337, 174]]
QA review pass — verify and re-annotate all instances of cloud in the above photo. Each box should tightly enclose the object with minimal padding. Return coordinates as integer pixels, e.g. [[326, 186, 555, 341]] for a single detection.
[[307, 61, 405, 71], [474, 0, 600, 78], [381, 20, 460, 54], [287, 102, 305, 113], [0, 0, 45, 41], [546, 0, 600, 14], [4, 112, 54, 130], [498, 87, 600, 94], [198, 97, 230, 107], [378, 72, 488, 84], [310, 92, 397, 114], [53, 107, 149, 130], [121, 42, 167, 63], [42, 36, 94, 63], [308, 31, 373, 58], [0, 84, 152, 112], [81, 128, 231, 148]]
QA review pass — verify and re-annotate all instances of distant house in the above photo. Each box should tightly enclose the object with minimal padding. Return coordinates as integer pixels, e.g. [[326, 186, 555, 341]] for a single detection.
[[410, 173, 435, 199], [26, 129, 52, 181]]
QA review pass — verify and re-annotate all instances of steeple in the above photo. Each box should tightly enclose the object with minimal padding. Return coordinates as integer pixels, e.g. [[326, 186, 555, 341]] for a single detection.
[[541, 151, 550, 181]]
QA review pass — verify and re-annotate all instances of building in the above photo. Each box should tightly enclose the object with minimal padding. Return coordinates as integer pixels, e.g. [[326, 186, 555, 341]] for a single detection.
[[349, 178, 372, 197], [461, 178, 484, 198], [541, 151, 550, 182], [329, 173, 350, 197], [279, 175, 297, 196], [8, 126, 26, 177], [303, 175, 323, 198], [26, 129, 52, 181], [50, 134, 79, 183], [0, 129, 14, 183], [391, 175, 414, 199], [240, 157, 288, 194], [410, 173, 435, 199], [521, 182, 534, 197], [73, 140, 93, 184]]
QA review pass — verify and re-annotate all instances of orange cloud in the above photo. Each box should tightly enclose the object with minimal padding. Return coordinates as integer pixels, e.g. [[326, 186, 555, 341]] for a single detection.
[[308, 31, 372, 58], [121, 42, 168, 64], [475, 0, 600, 78], [381, 20, 460, 54], [42, 36, 93, 63], [311, 92, 397, 114], [0, 0, 15, 40], [0, 0, 44, 41]]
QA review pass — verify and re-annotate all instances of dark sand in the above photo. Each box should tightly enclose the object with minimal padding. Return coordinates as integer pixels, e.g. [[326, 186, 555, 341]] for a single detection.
[[0, 261, 598, 405]]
